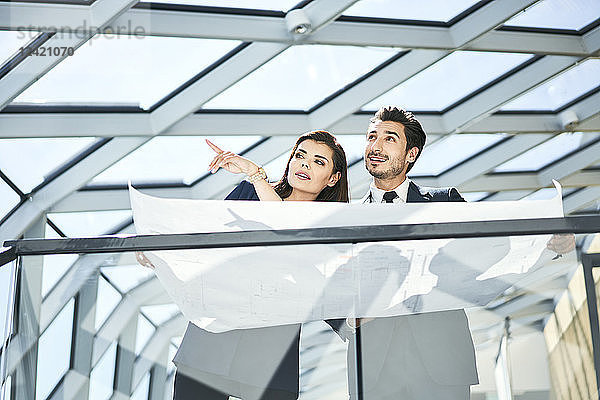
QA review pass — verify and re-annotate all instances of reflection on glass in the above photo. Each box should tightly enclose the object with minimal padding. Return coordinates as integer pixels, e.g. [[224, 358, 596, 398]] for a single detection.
[[101, 265, 154, 293], [139, 0, 299, 11], [131, 372, 150, 400], [504, 0, 600, 30], [95, 277, 122, 330], [501, 59, 600, 111], [0, 31, 36, 66], [0, 260, 15, 348], [0, 138, 97, 194], [135, 314, 155, 356], [363, 51, 532, 111], [141, 303, 180, 326], [13, 36, 241, 110], [204, 45, 398, 110], [48, 210, 132, 237], [462, 192, 490, 202], [92, 136, 261, 185], [42, 224, 78, 297], [0, 178, 20, 220], [89, 341, 118, 400], [343, 0, 481, 22], [409, 133, 506, 176], [493, 132, 599, 172], [36, 298, 74, 400]]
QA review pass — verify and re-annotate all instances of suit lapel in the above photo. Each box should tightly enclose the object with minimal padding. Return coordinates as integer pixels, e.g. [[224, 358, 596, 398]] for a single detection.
[[407, 181, 431, 203]]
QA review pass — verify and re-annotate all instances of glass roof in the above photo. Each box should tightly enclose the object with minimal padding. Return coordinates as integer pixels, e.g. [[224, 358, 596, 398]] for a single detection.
[[343, 0, 481, 22], [203, 45, 398, 111], [462, 192, 491, 202], [362, 51, 532, 112], [36, 298, 74, 400], [131, 373, 150, 400], [13, 36, 241, 110], [95, 276, 122, 330], [0, 31, 36, 66], [139, 0, 300, 11], [0, 179, 20, 220], [409, 133, 506, 176], [42, 224, 78, 297], [263, 151, 293, 181], [504, 0, 600, 31], [141, 304, 180, 326], [493, 132, 599, 172], [336, 134, 369, 164], [135, 314, 155, 356], [48, 210, 132, 237], [0, 138, 98, 194], [501, 59, 600, 111], [89, 341, 117, 400], [101, 265, 154, 293], [92, 136, 261, 185]]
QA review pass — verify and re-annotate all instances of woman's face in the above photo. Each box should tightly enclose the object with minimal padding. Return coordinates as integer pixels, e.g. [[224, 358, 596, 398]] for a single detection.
[[287, 139, 340, 196]]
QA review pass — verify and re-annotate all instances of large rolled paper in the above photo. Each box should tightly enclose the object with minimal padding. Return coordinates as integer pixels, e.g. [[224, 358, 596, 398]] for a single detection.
[[130, 181, 570, 332]]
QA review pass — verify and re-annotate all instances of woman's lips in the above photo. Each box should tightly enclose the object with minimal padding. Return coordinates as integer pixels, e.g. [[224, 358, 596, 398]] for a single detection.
[[295, 171, 311, 180]]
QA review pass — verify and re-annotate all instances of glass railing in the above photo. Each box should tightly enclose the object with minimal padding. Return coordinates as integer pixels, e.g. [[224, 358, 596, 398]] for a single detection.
[[1, 215, 599, 400]]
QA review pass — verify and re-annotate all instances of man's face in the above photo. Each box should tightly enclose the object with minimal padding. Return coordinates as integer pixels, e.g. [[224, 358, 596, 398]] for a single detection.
[[364, 120, 412, 180]]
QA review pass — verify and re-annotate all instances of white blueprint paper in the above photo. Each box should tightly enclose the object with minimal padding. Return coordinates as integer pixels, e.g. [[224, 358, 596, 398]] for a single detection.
[[130, 181, 566, 332]]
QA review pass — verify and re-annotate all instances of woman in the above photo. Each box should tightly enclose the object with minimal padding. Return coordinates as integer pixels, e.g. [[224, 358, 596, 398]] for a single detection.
[[171, 130, 349, 400]]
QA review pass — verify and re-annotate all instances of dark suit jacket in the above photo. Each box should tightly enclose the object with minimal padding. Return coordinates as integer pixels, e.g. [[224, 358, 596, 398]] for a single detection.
[[327, 181, 478, 392], [173, 181, 301, 397]]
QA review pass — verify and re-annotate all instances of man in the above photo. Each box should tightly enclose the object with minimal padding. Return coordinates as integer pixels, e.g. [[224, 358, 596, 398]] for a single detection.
[[327, 105, 574, 399]]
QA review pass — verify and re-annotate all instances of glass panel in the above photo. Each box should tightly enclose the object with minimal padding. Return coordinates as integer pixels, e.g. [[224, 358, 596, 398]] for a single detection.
[[135, 314, 155, 356], [0, 260, 15, 349], [139, 0, 299, 11], [95, 277, 122, 330], [36, 298, 74, 400], [131, 372, 150, 400], [0, 31, 36, 66], [0, 178, 20, 220], [91, 136, 261, 185], [493, 132, 599, 172], [89, 341, 118, 400], [48, 210, 132, 237], [13, 36, 241, 110], [363, 51, 532, 112], [203, 45, 398, 111], [409, 134, 506, 176], [343, 0, 481, 22], [462, 192, 491, 202], [42, 225, 78, 297], [101, 265, 154, 293], [521, 186, 578, 201], [501, 59, 600, 111], [140, 304, 180, 326], [0, 138, 98, 193], [504, 0, 600, 30], [336, 134, 368, 164]]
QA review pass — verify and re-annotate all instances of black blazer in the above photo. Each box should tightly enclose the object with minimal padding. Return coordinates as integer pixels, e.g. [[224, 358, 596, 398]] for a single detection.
[[326, 181, 478, 389]]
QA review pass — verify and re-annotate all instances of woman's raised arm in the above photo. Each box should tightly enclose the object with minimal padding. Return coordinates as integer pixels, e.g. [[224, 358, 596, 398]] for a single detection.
[[206, 139, 282, 201]]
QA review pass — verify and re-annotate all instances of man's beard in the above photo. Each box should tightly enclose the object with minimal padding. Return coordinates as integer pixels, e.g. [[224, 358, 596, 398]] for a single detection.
[[365, 154, 406, 179]]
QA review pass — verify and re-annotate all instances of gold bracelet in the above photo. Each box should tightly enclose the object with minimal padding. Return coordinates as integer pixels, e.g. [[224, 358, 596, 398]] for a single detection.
[[246, 167, 267, 184]]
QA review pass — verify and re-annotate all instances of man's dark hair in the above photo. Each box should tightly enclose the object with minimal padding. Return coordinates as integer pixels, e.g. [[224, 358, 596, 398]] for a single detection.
[[371, 106, 426, 173]]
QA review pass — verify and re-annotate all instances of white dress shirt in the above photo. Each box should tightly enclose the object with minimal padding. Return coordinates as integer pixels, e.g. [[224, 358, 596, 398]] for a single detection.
[[365, 178, 411, 203]]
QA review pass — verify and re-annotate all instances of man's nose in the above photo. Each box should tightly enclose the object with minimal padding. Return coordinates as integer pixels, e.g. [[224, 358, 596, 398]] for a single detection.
[[370, 138, 384, 152]]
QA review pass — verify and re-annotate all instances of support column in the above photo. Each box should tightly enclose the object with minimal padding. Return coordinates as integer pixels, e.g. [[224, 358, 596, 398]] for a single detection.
[[112, 314, 138, 400], [12, 218, 45, 400], [148, 345, 168, 400]]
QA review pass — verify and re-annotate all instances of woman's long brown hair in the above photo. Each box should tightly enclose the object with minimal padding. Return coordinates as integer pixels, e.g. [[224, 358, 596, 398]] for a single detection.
[[273, 130, 349, 203]]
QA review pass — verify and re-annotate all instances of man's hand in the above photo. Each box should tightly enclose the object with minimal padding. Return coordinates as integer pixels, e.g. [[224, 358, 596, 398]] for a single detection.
[[136, 251, 155, 269], [547, 233, 576, 255]]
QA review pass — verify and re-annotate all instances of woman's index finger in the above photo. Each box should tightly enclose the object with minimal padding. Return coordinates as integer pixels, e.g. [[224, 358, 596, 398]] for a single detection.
[[206, 139, 224, 154]]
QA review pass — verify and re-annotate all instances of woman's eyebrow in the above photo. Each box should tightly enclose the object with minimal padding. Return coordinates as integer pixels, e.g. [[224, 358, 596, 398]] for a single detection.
[[314, 154, 329, 161]]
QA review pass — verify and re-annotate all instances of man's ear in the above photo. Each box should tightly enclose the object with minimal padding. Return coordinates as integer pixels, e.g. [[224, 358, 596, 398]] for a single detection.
[[327, 171, 341, 187], [406, 147, 419, 163]]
